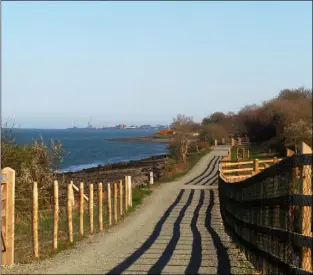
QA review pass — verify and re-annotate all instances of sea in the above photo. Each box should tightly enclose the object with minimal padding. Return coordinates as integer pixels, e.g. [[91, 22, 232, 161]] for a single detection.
[[9, 128, 168, 173]]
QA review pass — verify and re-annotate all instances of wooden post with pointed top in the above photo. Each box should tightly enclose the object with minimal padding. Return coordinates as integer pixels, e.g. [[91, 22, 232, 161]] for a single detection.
[[89, 183, 94, 234], [79, 182, 84, 236], [67, 182, 73, 243], [128, 176, 132, 207], [53, 180, 59, 250], [107, 183, 112, 226], [113, 183, 118, 224], [98, 182, 103, 232], [33, 181, 39, 258], [125, 177, 128, 211], [119, 180, 123, 216]]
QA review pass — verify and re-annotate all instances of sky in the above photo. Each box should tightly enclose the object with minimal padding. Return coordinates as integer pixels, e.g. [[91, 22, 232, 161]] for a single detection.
[[2, 1, 312, 129]]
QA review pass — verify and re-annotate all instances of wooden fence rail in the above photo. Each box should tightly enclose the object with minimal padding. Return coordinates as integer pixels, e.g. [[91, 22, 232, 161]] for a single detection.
[[219, 146, 312, 274], [219, 157, 282, 183]]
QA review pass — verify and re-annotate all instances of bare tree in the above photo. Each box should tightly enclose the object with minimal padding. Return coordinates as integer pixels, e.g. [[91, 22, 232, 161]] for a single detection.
[[170, 114, 194, 165]]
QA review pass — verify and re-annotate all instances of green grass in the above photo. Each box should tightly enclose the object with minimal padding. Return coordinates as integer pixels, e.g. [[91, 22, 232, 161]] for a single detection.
[[127, 186, 153, 213], [156, 149, 210, 184], [231, 145, 279, 161], [151, 134, 172, 139]]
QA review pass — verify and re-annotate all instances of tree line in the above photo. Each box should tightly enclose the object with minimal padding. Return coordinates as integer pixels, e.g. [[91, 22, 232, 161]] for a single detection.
[[169, 87, 312, 163]]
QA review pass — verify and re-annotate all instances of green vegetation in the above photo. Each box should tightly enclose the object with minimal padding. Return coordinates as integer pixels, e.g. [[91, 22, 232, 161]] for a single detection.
[[231, 144, 277, 162], [127, 185, 153, 213], [157, 148, 210, 184]]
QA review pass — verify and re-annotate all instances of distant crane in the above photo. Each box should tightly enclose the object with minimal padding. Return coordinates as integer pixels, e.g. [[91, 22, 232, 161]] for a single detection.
[[71, 120, 77, 129], [87, 117, 93, 129]]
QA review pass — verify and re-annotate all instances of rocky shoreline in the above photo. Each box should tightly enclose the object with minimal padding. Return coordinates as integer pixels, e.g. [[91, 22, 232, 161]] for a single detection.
[[57, 154, 168, 187], [105, 136, 174, 143]]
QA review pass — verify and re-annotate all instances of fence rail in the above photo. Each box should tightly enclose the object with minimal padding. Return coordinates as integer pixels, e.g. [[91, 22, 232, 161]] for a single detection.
[[219, 154, 313, 274], [219, 157, 282, 183]]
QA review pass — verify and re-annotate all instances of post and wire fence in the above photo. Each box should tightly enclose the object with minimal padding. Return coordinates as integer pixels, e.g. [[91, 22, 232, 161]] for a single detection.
[[14, 176, 133, 263]]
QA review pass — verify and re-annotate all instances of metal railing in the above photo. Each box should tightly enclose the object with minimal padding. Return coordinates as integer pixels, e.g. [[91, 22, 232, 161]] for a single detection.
[[218, 154, 313, 274]]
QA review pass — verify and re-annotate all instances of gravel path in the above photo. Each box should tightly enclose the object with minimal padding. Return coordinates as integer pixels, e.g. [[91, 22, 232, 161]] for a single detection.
[[3, 146, 255, 274]]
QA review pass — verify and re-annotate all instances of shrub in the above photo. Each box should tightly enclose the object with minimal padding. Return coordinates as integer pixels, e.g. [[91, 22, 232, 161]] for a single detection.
[[1, 126, 67, 211]]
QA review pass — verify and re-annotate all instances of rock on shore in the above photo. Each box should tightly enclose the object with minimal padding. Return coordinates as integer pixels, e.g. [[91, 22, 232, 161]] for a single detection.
[[105, 136, 174, 143], [57, 155, 168, 187]]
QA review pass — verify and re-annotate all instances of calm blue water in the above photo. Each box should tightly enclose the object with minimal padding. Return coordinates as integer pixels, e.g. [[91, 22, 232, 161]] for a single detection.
[[10, 128, 168, 172]]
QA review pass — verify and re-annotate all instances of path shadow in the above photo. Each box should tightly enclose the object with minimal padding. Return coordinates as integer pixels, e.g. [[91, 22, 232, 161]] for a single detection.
[[185, 156, 217, 185], [147, 190, 194, 274], [200, 156, 221, 186], [205, 190, 231, 275], [106, 189, 186, 274], [184, 190, 205, 274]]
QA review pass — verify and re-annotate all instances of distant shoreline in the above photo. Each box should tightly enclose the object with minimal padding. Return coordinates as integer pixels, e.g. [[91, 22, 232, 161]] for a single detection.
[[105, 136, 174, 143]]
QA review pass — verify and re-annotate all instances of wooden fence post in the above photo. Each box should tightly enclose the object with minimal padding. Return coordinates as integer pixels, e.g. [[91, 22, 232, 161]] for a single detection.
[[119, 180, 123, 216], [114, 183, 118, 224], [254, 159, 259, 174], [70, 181, 75, 208], [98, 182, 103, 232], [301, 164, 312, 272], [128, 176, 132, 207], [125, 177, 128, 211], [53, 180, 59, 250], [67, 182, 73, 243], [89, 183, 94, 233], [247, 149, 250, 159], [79, 182, 84, 236], [107, 183, 112, 226], [33, 182, 39, 258], [1, 167, 16, 265], [150, 172, 154, 185]]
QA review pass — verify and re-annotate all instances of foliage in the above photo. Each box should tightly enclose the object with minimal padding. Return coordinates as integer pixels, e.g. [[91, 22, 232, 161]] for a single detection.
[[199, 123, 228, 144], [199, 87, 312, 151], [283, 119, 312, 153], [1, 126, 67, 208]]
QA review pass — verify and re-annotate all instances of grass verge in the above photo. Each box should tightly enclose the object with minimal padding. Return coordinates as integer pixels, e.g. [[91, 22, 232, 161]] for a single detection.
[[156, 148, 211, 184], [231, 145, 279, 161]]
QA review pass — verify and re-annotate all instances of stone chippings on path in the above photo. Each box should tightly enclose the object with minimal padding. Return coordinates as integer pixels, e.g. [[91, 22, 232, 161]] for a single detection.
[[2, 146, 256, 275], [105, 189, 254, 275]]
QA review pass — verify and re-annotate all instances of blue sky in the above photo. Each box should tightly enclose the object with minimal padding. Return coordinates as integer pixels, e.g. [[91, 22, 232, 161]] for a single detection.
[[2, 1, 312, 129]]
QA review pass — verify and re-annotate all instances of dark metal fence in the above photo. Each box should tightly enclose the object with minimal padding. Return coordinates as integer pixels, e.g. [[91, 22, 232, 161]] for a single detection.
[[219, 154, 313, 274]]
